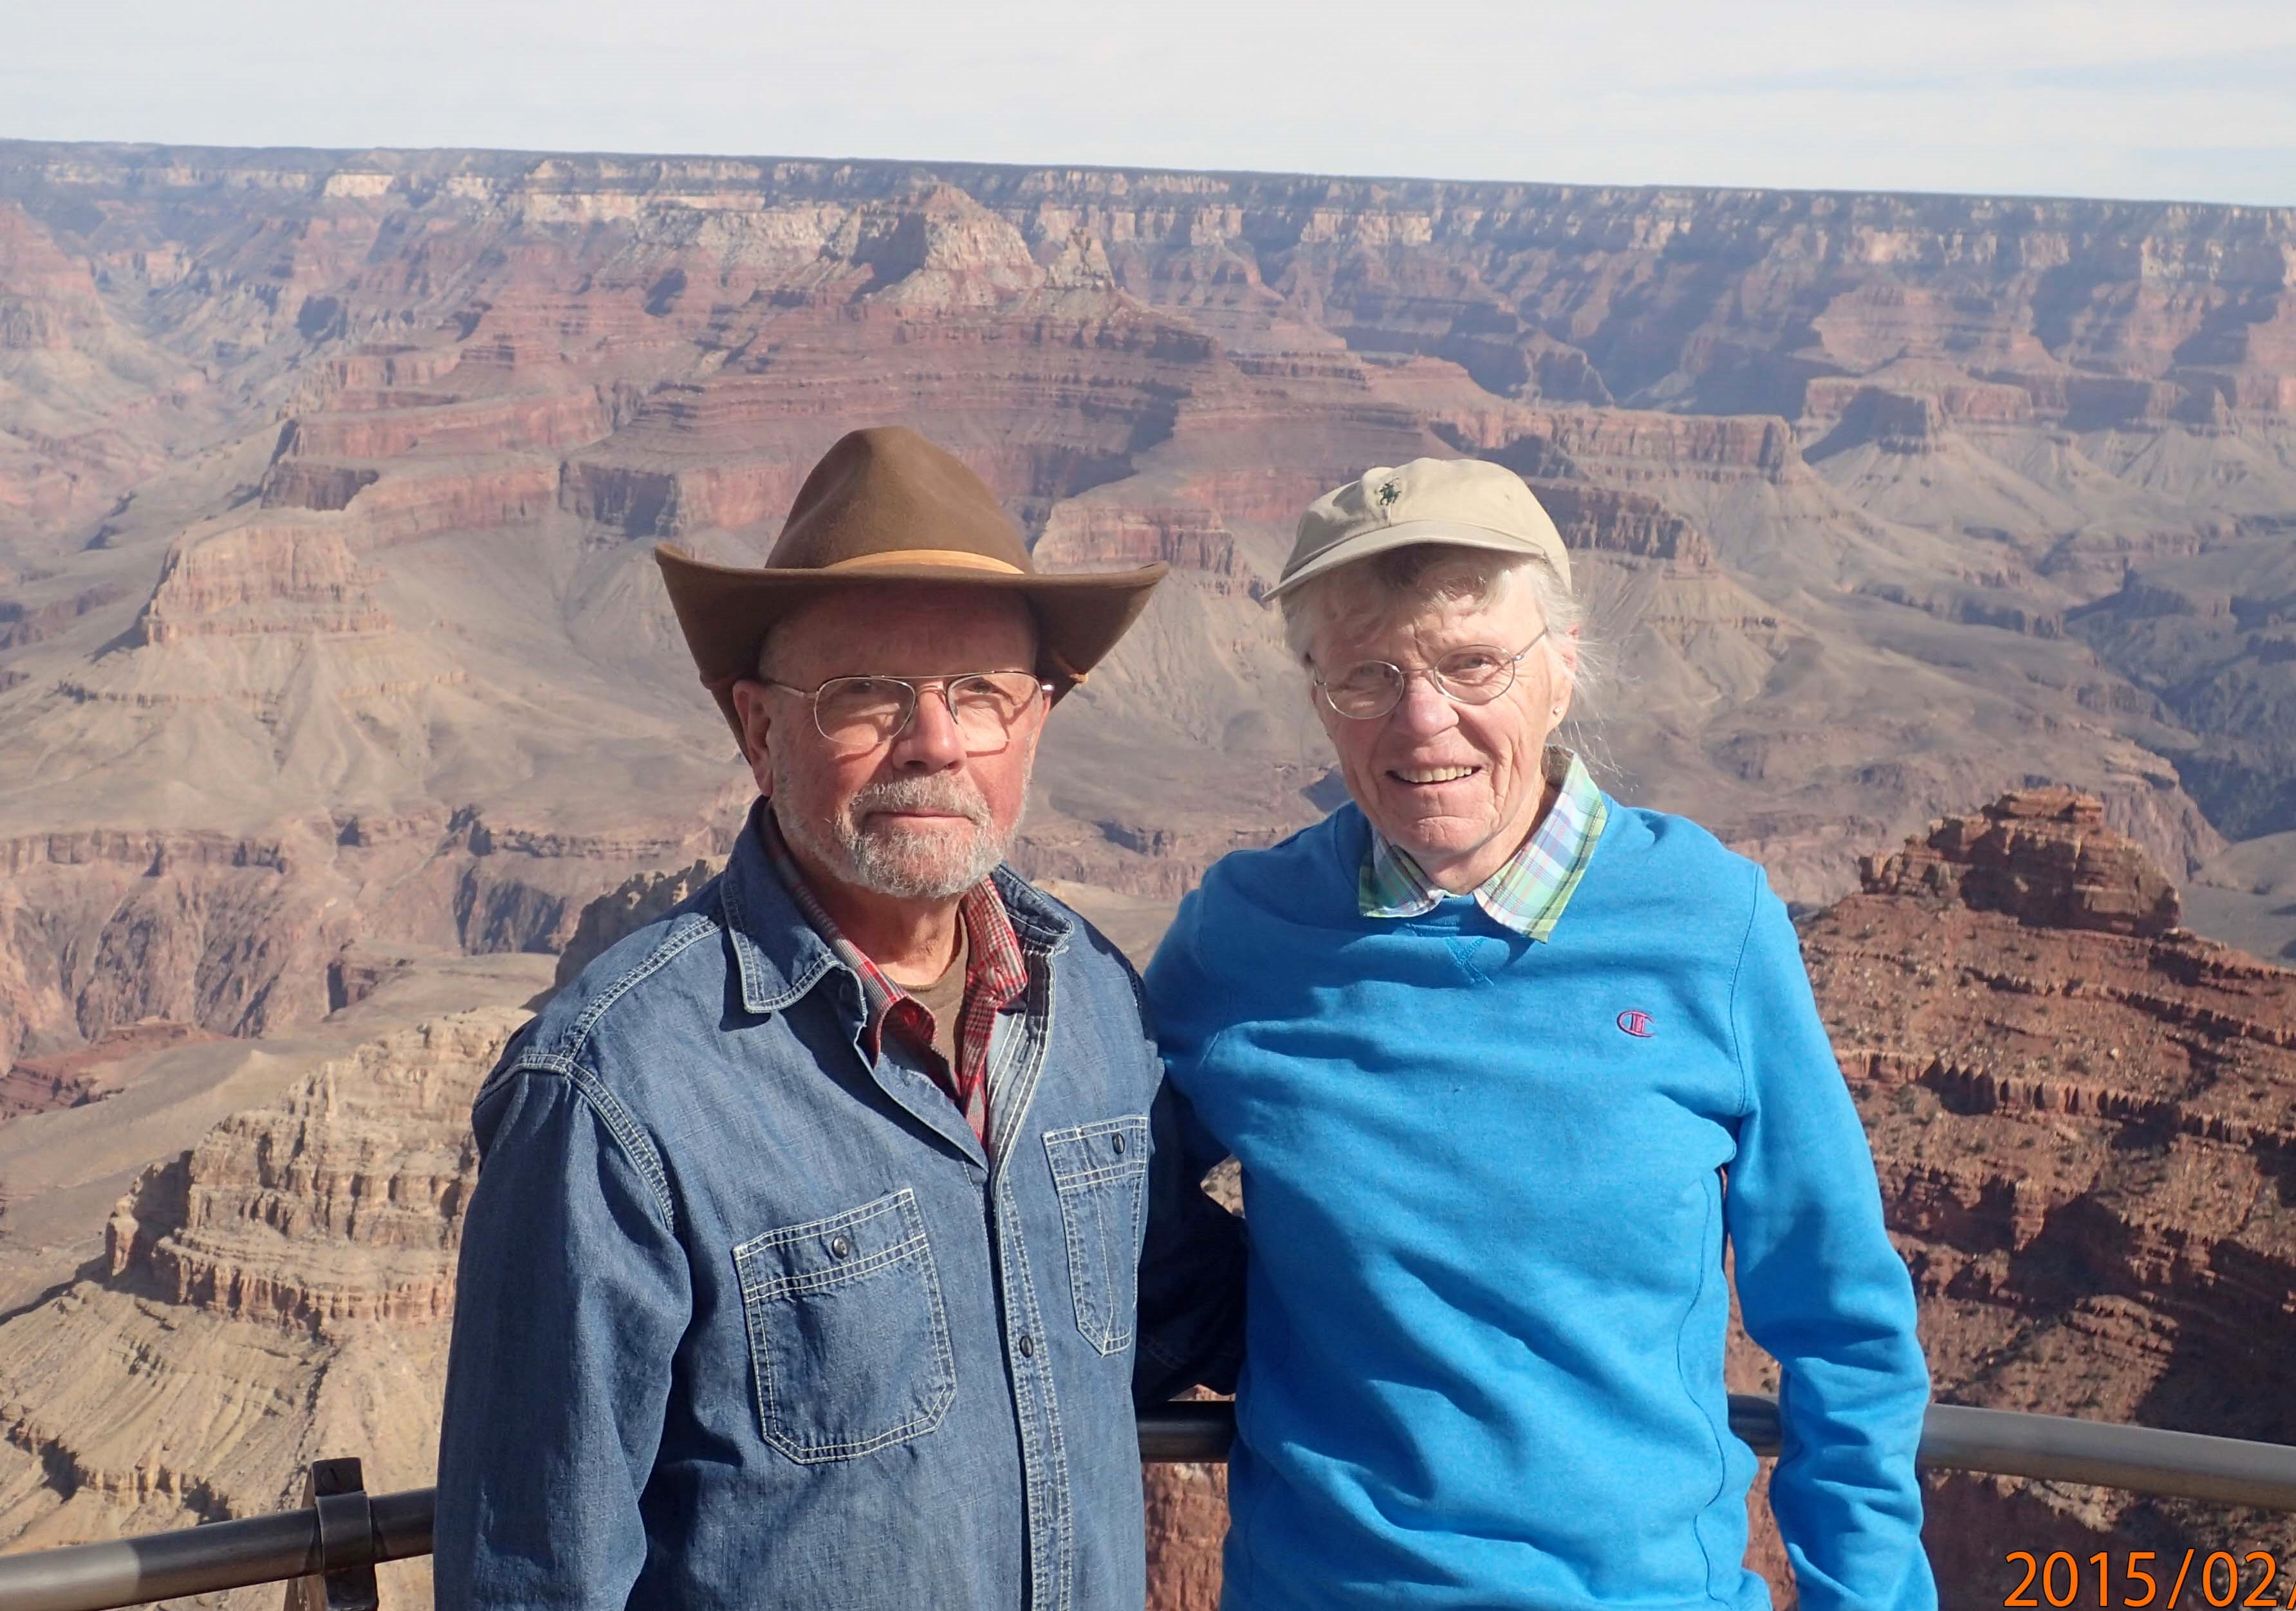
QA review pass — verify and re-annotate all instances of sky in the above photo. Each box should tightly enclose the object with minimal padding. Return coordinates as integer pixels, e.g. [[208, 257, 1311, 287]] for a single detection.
[[5, 0, 2294, 207]]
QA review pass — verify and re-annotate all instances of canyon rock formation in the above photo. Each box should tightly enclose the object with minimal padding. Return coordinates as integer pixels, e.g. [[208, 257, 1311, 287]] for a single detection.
[[0, 1009, 523, 1606], [1858, 788, 2183, 939], [1807, 791, 2296, 1605], [4, 140, 2295, 1107]]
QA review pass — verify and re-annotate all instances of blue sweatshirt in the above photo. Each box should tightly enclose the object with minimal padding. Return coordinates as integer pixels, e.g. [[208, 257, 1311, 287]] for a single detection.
[[1144, 800, 1934, 1611]]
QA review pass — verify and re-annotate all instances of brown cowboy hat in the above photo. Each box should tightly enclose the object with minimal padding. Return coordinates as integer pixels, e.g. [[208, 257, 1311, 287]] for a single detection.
[[655, 427, 1167, 742]]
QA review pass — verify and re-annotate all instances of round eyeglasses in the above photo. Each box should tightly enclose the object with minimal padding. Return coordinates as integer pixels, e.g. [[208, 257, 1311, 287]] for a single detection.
[[1312, 627, 1551, 721], [763, 670, 1052, 756]]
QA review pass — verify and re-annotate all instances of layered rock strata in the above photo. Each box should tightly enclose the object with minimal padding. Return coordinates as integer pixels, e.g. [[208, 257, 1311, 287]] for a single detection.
[[0, 806, 733, 1090], [0, 1022, 221, 1119], [3, 142, 2281, 1040], [1858, 787, 2183, 939], [0, 1009, 522, 1601], [1805, 794, 2296, 1603]]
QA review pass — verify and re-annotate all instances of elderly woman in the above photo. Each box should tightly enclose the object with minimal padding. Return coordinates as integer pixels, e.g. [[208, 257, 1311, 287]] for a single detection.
[[1143, 457, 1934, 1611]]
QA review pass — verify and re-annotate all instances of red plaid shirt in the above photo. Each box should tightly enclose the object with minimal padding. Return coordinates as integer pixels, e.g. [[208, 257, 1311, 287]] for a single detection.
[[762, 812, 1028, 1147]]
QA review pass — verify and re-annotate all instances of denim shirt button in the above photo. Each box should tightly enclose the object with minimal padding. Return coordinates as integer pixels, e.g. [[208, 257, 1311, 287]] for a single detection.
[[1111, 1132, 1126, 1155], [1017, 1334, 1035, 1358], [829, 1235, 852, 1259]]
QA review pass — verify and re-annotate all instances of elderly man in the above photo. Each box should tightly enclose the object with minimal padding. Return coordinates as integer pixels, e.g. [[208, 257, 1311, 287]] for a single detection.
[[1145, 457, 1934, 1611], [436, 427, 1243, 1610]]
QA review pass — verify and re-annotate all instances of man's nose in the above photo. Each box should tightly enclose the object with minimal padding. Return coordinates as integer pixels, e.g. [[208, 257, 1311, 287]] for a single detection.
[[890, 685, 968, 769], [1388, 671, 1461, 737]]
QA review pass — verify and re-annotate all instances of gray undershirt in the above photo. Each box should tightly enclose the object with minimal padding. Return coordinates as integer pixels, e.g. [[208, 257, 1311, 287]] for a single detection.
[[905, 923, 968, 1071]]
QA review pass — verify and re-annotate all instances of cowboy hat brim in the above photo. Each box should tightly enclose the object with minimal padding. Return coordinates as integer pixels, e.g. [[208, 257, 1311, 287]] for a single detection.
[[654, 543, 1169, 742]]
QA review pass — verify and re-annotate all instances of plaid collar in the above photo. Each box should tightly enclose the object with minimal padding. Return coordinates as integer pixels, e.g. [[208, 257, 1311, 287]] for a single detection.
[[1360, 748, 1609, 941], [759, 809, 1029, 1145]]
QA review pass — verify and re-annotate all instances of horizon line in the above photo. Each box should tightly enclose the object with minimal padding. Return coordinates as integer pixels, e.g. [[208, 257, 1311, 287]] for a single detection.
[[4, 132, 2291, 220]]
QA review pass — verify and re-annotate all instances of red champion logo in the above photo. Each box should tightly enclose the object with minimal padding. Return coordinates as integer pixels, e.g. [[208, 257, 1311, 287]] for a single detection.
[[1616, 1010, 1654, 1038]]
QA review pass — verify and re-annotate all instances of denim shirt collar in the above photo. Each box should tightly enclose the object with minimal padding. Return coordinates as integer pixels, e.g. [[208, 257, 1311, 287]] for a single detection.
[[716, 798, 1074, 1020]]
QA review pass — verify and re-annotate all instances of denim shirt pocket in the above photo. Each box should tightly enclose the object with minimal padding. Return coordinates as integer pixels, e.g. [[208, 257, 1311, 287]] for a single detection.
[[1042, 1115, 1151, 1356], [732, 1187, 958, 1463]]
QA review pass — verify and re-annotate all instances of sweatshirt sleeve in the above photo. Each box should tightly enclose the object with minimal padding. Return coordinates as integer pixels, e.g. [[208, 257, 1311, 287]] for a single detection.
[[1724, 874, 1938, 1611]]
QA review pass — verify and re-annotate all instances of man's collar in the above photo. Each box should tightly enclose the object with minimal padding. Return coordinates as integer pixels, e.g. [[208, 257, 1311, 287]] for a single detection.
[[719, 801, 840, 1016], [987, 863, 1077, 955], [1359, 748, 1609, 941]]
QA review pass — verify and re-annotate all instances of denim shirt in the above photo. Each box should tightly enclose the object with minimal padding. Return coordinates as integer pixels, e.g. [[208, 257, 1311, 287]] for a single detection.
[[436, 808, 1242, 1610]]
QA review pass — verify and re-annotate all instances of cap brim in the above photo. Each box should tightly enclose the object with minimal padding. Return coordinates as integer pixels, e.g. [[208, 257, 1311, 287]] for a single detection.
[[1264, 519, 1569, 601], [654, 544, 1169, 742]]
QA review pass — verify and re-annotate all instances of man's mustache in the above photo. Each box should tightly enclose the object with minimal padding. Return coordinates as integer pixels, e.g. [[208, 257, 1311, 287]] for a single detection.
[[847, 775, 992, 829]]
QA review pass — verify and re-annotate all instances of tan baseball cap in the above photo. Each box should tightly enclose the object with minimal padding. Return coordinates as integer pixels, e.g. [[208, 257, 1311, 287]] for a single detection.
[[1268, 456, 1571, 600]]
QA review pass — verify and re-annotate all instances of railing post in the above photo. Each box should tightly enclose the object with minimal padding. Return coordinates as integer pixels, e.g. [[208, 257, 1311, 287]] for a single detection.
[[283, 1459, 378, 1611]]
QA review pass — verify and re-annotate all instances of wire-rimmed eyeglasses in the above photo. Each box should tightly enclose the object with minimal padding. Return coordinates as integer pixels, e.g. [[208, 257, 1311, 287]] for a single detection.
[[761, 670, 1053, 756], [1311, 627, 1551, 721]]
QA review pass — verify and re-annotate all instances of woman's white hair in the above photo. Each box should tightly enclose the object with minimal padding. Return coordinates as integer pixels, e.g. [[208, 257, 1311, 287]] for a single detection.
[[1281, 542, 1597, 695]]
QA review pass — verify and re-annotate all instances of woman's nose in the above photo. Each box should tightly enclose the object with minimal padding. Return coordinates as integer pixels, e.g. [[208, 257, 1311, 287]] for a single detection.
[[1389, 672, 1460, 735]]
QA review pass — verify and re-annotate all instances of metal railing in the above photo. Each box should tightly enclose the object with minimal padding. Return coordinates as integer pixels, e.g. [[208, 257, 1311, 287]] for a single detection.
[[3, 1396, 2295, 1611]]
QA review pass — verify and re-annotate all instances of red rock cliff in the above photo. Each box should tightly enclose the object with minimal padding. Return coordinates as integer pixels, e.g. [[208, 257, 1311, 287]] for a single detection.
[[1807, 793, 2296, 1601]]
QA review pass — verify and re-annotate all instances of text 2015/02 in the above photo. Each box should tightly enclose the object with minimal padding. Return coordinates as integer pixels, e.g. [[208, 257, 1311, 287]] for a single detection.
[[2006, 1550, 2291, 1608]]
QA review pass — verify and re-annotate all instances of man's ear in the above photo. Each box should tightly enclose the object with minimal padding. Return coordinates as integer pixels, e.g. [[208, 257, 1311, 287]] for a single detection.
[[728, 679, 776, 790]]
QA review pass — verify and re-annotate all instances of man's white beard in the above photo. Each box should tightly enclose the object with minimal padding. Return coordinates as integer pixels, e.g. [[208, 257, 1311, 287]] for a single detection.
[[774, 758, 1028, 901]]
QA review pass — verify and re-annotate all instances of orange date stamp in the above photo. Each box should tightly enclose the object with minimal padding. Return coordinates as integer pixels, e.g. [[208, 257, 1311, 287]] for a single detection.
[[2006, 1550, 2293, 1608]]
